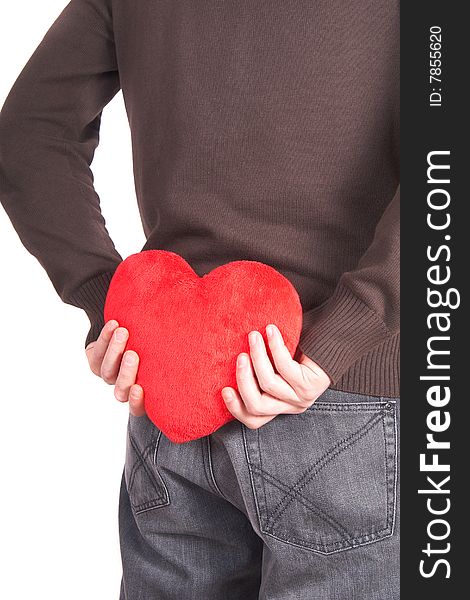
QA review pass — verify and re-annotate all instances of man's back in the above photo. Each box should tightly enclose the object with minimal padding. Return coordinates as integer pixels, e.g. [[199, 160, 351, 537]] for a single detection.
[[0, 3, 400, 598], [0, 0, 400, 394]]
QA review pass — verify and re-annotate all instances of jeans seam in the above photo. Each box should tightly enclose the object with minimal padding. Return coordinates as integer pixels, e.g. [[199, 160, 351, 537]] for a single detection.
[[257, 429, 269, 524], [384, 398, 398, 536], [205, 435, 230, 501], [391, 399, 399, 534], [264, 524, 395, 555], [309, 401, 396, 412], [382, 411, 391, 530]]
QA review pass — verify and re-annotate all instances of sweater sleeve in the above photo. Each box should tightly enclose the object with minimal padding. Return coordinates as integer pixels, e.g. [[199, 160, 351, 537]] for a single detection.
[[0, 0, 123, 348], [297, 185, 400, 385]]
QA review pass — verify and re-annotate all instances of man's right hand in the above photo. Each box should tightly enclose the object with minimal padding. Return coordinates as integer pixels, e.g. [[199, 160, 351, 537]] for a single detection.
[[85, 320, 146, 416]]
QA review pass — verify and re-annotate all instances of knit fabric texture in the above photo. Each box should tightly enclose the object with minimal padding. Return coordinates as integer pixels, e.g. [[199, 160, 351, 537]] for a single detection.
[[0, 0, 400, 397]]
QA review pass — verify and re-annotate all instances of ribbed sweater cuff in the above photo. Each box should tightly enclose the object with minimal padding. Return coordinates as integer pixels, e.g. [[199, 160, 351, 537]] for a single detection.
[[66, 270, 118, 348], [297, 283, 391, 385]]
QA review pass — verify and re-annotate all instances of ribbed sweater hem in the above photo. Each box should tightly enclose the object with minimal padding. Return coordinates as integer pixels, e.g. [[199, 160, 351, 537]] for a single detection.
[[65, 270, 118, 348], [298, 283, 400, 398], [329, 333, 400, 398]]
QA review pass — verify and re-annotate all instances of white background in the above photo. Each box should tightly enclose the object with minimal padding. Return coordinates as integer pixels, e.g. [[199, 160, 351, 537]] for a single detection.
[[0, 3, 146, 598]]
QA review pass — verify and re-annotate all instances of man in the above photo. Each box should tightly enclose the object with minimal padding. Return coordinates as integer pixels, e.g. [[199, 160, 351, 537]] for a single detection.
[[0, 1, 400, 598]]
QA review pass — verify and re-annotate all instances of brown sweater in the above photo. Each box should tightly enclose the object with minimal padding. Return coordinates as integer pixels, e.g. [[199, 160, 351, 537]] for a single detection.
[[0, 0, 400, 397]]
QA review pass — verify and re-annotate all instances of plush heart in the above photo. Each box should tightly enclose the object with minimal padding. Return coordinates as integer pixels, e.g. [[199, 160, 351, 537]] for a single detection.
[[103, 250, 303, 443]]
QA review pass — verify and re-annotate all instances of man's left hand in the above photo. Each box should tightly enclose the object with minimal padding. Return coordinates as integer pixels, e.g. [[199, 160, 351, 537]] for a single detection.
[[222, 324, 331, 429]]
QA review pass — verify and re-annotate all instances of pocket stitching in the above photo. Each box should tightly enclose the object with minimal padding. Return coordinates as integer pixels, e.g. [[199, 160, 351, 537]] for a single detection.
[[250, 463, 352, 539], [151, 429, 171, 509], [127, 428, 170, 514], [127, 428, 160, 491], [382, 411, 392, 540], [263, 406, 391, 534], [276, 406, 398, 553], [273, 524, 394, 554], [243, 401, 397, 554]]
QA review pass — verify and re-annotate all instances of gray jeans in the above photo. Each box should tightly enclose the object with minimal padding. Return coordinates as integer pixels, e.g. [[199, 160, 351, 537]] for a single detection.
[[118, 388, 400, 599]]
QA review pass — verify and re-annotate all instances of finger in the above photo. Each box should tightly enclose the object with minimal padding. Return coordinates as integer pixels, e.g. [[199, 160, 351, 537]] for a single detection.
[[128, 385, 146, 417], [248, 330, 299, 403], [300, 353, 332, 384], [266, 324, 318, 402], [100, 327, 129, 384], [235, 354, 305, 416], [114, 350, 140, 403], [85, 320, 119, 375], [235, 352, 263, 411], [221, 387, 277, 429], [266, 323, 303, 383]]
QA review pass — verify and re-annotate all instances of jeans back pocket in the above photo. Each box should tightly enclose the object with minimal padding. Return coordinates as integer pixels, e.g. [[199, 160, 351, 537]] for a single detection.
[[242, 389, 398, 554], [125, 414, 170, 515]]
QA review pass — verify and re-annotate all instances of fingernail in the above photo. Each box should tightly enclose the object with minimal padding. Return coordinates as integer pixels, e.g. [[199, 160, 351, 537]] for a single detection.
[[124, 352, 136, 365], [266, 324, 274, 338], [222, 389, 232, 401], [238, 354, 248, 367], [115, 329, 128, 342], [249, 331, 258, 346]]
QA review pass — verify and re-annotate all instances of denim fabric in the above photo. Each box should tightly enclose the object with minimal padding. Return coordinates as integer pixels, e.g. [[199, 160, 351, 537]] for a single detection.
[[118, 388, 400, 599]]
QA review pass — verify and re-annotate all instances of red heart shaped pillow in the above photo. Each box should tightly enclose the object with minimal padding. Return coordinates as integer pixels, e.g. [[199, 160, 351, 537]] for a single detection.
[[104, 250, 303, 443]]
